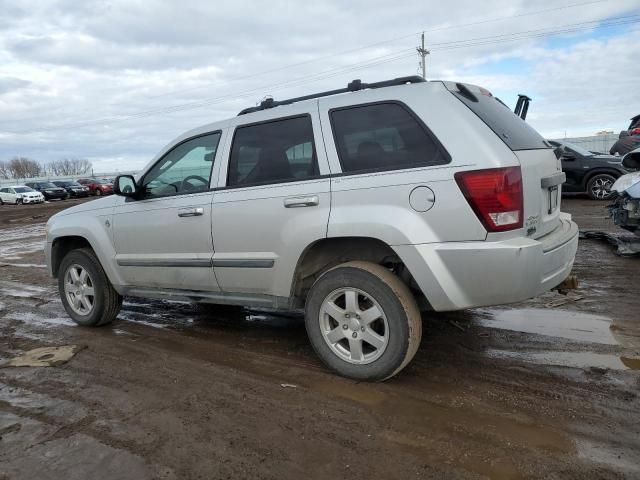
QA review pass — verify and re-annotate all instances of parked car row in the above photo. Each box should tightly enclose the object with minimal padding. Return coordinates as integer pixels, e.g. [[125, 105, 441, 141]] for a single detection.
[[0, 178, 114, 205]]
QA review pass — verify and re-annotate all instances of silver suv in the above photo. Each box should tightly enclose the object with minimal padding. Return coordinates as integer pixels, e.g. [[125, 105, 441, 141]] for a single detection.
[[45, 76, 578, 381]]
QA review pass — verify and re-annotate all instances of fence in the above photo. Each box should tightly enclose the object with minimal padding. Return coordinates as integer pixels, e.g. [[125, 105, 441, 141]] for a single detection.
[[549, 133, 619, 154]]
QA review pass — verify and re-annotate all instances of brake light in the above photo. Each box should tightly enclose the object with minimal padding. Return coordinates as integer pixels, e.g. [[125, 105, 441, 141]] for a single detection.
[[455, 167, 523, 232]]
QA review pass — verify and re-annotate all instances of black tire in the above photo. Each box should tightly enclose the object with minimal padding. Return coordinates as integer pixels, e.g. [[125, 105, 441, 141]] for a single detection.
[[58, 248, 122, 326], [0, 197, 3, 205], [305, 261, 422, 381], [586, 173, 616, 200]]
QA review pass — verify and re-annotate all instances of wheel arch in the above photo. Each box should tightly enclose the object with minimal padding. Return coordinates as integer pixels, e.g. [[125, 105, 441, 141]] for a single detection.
[[289, 236, 429, 309], [51, 236, 95, 277]]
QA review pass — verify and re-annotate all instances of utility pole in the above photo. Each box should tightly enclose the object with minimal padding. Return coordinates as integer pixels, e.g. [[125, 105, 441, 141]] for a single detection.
[[416, 32, 430, 79]]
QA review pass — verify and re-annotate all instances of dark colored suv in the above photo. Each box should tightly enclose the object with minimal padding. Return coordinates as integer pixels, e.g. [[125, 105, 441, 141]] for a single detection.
[[549, 140, 631, 200], [53, 180, 90, 198], [25, 181, 69, 200]]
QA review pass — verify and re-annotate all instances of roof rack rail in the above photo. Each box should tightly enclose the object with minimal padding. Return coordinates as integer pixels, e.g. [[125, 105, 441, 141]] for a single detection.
[[237, 75, 426, 116]]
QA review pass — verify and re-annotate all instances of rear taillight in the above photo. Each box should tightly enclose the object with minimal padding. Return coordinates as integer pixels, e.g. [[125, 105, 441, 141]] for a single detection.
[[455, 167, 523, 232]]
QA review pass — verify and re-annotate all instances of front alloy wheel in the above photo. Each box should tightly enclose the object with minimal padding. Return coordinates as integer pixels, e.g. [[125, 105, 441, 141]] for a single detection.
[[58, 248, 122, 326], [64, 264, 95, 316]]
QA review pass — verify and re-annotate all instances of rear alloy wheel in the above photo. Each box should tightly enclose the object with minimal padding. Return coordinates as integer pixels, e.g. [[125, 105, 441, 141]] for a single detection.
[[305, 261, 422, 381], [587, 173, 616, 200], [95, 189, 102, 196], [58, 248, 122, 326]]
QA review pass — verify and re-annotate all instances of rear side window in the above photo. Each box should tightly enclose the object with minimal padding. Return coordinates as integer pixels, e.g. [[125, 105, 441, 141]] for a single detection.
[[227, 116, 319, 187], [446, 82, 549, 151], [330, 102, 449, 174]]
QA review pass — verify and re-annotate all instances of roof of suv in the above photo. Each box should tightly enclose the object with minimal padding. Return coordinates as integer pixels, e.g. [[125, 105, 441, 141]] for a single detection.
[[237, 75, 426, 116]]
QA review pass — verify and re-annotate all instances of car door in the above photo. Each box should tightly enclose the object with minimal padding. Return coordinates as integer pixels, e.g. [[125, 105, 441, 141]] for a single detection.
[[212, 105, 331, 301], [112, 131, 224, 292]]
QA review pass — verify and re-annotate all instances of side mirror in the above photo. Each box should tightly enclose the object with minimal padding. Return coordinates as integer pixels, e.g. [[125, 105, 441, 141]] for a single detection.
[[114, 175, 138, 197], [622, 151, 640, 170], [561, 150, 576, 161]]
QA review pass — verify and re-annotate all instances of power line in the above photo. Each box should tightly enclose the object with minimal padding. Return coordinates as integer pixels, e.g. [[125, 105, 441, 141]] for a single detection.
[[115, 0, 614, 102], [4, 13, 638, 136], [4, 50, 415, 134]]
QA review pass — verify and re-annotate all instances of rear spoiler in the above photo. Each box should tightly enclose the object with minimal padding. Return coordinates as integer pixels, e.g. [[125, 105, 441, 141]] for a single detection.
[[514, 94, 531, 121]]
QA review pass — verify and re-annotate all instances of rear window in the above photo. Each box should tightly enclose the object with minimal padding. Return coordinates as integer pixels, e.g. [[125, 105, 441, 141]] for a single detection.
[[445, 82, 549, 151]]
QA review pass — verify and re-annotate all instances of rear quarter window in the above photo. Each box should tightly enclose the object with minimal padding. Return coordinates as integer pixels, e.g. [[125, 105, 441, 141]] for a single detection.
[[445, 82, 549, 151], [330, 102, 450, 174]]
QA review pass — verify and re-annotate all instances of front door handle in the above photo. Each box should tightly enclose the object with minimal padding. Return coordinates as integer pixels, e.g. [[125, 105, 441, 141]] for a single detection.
[[178, 207, 204, 217], [283, 195, 319, 208]]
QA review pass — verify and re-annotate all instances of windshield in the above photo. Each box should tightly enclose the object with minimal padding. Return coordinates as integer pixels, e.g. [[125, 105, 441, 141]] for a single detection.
[[560, 141, 594, 157], [14, 187, 35, 193], [40, 182, 58, 188]]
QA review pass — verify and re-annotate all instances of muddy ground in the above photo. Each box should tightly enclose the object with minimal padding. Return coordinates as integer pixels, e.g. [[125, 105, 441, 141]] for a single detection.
[[0, 197, 638, 479]]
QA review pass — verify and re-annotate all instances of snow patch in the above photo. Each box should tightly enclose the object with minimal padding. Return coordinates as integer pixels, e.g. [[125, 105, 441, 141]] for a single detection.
[[5, 311, 76, 328]]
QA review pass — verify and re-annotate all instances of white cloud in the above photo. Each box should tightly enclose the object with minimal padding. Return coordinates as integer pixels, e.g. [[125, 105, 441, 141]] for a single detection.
[[0, 0, 639, 171]]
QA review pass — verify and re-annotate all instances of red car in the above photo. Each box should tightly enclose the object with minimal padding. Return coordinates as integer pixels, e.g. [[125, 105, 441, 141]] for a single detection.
[[77, 178, 114, 196]]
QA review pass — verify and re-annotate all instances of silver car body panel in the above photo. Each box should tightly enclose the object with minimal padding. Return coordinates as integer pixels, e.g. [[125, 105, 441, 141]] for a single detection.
[[45, 80, 578, 311]]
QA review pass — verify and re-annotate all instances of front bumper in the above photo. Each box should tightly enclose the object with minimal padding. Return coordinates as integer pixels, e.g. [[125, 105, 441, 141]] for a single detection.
[[22, 197, 45, 204], [394, 213, 579, 311]]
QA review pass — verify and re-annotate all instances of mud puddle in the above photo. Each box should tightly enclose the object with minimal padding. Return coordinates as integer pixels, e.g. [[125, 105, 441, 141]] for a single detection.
[[477, 308, 640, 374], [478, 308, 617, 345], [487, 349, 640, 371]]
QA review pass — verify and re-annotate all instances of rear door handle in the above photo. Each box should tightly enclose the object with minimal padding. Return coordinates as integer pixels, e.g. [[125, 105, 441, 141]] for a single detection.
[[283, 195, 319, 208], [178, 207, 204, 217]]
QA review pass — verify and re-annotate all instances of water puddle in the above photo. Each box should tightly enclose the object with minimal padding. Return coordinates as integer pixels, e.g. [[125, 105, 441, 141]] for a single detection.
[[479, 308, 617, 345], [487, 349, 640, 371]]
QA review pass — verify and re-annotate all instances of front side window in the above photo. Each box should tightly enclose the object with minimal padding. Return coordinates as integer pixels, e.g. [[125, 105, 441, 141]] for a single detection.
[[227, 116, 318, 187], [330, 103, 448, 173], [143, 132, 221, 198]]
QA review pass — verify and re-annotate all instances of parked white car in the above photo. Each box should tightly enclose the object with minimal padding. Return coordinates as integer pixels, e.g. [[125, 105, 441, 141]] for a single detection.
[[0, 185, 45, 205], [45, 76, 579, 380]]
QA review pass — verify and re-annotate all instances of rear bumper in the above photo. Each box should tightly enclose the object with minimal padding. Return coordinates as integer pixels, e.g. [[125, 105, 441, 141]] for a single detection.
[[394, 213, 579, 311]]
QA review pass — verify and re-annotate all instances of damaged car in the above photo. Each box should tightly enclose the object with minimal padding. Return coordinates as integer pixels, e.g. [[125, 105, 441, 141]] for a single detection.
[[609, 148, 640, 235]]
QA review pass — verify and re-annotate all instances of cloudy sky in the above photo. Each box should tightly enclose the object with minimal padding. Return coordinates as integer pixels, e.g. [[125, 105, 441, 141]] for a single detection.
[[0, 0, 638, 173]]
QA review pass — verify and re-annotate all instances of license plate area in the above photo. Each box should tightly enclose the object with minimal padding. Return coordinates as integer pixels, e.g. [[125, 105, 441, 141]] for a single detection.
[[548, 186, 559, 214]]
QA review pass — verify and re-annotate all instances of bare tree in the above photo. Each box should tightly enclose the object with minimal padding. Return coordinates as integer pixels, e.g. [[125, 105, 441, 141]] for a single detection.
[[46, 158, 93, 176], [8, 157, 42, 179], [0, 160, 9, 179]]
